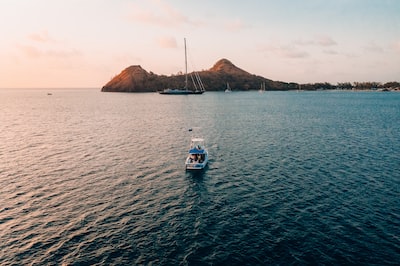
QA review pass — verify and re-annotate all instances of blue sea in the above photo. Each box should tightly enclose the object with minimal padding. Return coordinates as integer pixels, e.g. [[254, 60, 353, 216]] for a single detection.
[[1, 89, 399, 265]]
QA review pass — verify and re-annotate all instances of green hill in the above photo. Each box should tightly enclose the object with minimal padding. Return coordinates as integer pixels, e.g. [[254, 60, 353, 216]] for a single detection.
[[101, 58, 289, 92]]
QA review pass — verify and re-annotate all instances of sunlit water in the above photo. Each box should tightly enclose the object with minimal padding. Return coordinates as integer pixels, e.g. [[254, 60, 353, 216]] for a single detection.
[[1, 89, 399, 265]]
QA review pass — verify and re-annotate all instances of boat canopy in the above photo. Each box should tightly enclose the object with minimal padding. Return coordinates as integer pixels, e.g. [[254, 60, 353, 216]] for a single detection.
[[189, 148, 206, 154], [191, 138, 204, 142]]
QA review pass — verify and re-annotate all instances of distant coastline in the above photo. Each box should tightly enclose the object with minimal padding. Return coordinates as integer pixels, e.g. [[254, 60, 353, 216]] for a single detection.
[[101, 59, 400, 93]]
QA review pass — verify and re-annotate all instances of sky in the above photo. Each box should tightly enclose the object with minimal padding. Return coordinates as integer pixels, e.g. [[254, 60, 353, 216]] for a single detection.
[[0, 0, 399, 88]]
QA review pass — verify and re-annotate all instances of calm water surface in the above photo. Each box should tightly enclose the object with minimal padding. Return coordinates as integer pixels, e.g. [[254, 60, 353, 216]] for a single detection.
[[0, 89, 399, 265]]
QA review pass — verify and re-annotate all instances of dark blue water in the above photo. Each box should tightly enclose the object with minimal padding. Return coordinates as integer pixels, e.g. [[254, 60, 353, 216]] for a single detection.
[[1, 89, 399, 265]]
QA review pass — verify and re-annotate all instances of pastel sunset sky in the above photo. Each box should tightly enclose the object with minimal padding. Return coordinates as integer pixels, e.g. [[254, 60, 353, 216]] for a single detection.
[[1, 0, 399, 88]]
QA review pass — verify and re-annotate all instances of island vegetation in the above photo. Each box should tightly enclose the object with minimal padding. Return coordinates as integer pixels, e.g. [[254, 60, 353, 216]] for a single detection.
[[101, 59, 400, 93]]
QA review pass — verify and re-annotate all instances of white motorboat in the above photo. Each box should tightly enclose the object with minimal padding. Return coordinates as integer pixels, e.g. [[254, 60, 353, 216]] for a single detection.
[[185, 137, 208, 170]]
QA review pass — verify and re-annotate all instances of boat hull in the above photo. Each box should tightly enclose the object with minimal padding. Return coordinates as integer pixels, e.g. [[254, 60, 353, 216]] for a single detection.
[[159, 89, 204, 95], [185, 154, 208, 170], [185, 160, 208, 170]]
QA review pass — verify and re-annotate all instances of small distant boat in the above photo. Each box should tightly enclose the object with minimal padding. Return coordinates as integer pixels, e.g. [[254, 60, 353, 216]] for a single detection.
[[297, 83, 303, 93], [225, 82, 232, 93], [185, 136, 208, 170], [47, 93, 52, 96], [159, 38, 205, 95], [259, 82, 265, 93]]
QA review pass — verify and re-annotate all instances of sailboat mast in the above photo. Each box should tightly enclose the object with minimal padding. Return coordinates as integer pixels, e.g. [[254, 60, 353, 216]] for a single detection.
[[184, 38, 188, 90]]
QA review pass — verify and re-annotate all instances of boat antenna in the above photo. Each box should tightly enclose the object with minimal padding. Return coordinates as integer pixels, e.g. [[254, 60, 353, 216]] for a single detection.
[[184, 38, 188, 90]]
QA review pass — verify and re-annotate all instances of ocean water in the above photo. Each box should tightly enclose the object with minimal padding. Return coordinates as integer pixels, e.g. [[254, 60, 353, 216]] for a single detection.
[[0, 89, 399, 265]]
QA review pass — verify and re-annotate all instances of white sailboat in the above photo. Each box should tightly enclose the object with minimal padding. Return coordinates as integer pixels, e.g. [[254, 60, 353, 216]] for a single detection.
[[259, 82, 266, 93], [297, 83, 303, 92], [225, 82, 232, 92], [159, 38, 205, 95]]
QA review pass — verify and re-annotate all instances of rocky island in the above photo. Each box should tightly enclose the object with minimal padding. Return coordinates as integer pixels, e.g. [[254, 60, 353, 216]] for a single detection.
[[101, 59, 292, 92], [102, 58, 400, 92]]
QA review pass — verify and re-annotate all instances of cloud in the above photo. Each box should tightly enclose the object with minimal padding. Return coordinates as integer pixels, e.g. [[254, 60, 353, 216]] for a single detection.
[[17, 44, 81, 59], [129, 0, 202, 28], [28, 30, 57, 43], [363, 42, 384, 53], [17, 45, 42, 58], [292, 36, 337, 47], [44, 48, 81, 58], [315, 35, 337, 46], [156, 36, 177, 48], [292, 39, 314, 46], [18, 31, 82, 60], [259, 35, 339, 60], [343, 52, 360, 58], [283, 49, 309, 58], [258, 43, 309, 58], [323, 49, 338, 55]]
